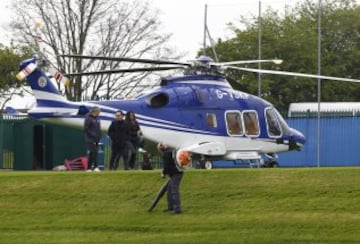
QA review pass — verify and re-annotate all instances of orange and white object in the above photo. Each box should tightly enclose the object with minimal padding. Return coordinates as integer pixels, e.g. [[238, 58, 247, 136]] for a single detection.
[[16, 63, 37, 81], [48, 67, 71, 87], [175, 150, 192, 169]]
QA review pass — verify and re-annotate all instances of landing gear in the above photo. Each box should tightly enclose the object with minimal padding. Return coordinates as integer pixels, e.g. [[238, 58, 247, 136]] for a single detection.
[[204, 160, 213, 170], [265, 161, 279, 168], [199, 156, 213, 170], [263, 153, 280, 168]]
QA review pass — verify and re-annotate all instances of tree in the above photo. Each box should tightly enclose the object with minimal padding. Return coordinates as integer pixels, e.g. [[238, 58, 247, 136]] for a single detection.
[[0, 43, 32, 112], [11, 0, 175, 101], [204, 0, 360, 112]]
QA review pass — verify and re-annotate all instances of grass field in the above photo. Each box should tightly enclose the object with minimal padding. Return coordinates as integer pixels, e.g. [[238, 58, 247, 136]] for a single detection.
[[0, 168, 359, 243]]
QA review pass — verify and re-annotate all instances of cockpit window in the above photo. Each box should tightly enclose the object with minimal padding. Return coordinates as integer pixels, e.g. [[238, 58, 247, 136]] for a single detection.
[[265, 108, 282, 137], [225, 111, 243, 135], [243, 111, 260, 136]]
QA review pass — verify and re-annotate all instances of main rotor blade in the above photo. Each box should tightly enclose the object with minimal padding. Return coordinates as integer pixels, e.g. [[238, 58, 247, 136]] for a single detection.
[[65, 66, 184, 76], [228, 66, 360, 83], [214, 59, 283, 66], [60, 54, 190, 66]]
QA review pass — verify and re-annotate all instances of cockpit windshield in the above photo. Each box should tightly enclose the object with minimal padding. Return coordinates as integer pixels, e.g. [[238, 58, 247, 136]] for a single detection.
[[265, 108, 282, 137], [271, 107, 290, 135], [265, 107, 289, 137]]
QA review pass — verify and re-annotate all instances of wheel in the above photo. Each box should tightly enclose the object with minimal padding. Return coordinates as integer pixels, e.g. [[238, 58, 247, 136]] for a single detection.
[[204, 161, 213, 170], [267, 161, 279, 168]]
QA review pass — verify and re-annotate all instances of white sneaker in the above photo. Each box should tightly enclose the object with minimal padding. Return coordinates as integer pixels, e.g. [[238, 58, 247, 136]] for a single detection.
[[86, 169, 92, 172], [93, 167, 101, 172]]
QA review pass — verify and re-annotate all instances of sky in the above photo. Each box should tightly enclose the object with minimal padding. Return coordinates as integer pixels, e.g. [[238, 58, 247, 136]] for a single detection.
[[0, 0, 301, 108], [151, 0, 301, 59], [0, 0, 13, 44], [0, 0, 302, 58]]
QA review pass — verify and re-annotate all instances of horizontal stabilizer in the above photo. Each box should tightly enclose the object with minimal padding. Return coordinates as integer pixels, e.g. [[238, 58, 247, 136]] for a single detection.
[[5, 107, 17, 115], [5, 107, 26, 115], [28, 106, 79, 118]]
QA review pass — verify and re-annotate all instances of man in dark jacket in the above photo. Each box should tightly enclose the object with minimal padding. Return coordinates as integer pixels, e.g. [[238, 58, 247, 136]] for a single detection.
[[108, 110, 129, 170], [84, 106, 101, 172], [157, 143, 183, 214]]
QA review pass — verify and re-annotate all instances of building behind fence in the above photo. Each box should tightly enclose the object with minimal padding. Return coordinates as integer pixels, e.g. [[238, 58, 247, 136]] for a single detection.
[[280, 102, 360, 167], [280, 116, 360, 167]]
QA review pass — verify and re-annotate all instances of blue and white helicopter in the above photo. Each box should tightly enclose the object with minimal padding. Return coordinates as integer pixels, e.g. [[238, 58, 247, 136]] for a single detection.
[[17, 53, 359, 169]]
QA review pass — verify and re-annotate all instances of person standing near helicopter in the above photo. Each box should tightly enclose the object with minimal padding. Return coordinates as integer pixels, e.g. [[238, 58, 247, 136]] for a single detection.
[[84, 106, 101, 172], [157, 143, 183, 214], [108, 110, 129, 170], [124, 111, 141, 169]]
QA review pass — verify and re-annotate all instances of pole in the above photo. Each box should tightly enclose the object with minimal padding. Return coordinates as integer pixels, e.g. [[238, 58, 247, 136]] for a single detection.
[[258, 1, 262, 97], [203, 4, 208, 56], [317, 0, 322, 167]]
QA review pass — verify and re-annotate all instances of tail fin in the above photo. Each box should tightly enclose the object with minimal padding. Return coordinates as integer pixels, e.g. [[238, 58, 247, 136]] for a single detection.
[[5, 106, 18, 115], [18, 57, 66, 104]]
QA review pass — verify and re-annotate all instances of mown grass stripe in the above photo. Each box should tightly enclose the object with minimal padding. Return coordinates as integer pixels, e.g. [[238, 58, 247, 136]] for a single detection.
[[0, 168, 359, 243]]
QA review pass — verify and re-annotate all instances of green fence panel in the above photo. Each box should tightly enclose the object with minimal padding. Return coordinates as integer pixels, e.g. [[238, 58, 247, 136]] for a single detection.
[[45, 124, 86, 169], [0, 115, 29, 169], [13, 118, 35, 170], [0, 115, 89, 170]]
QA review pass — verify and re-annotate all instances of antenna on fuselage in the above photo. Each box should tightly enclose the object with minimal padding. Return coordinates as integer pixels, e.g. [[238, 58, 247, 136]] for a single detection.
[[203, 4, 219, 62]]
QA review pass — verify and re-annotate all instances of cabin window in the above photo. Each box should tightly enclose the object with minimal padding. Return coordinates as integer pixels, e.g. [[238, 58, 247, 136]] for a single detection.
[[225, 111, 243, 135], [265, 108, 282, 137], [243, 111, 260, 136], [206, 113, 217, 128]]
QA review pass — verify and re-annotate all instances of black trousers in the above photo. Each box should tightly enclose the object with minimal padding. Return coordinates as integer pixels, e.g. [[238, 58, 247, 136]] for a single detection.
[[127, 141, 136, 169], [167, 173, 183, 212], [109, 145, 129, 170], [86, 142, 98, 170]]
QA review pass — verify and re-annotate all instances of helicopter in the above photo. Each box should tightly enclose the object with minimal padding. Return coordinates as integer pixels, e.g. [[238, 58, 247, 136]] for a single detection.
[[17, 53, 360, 169]]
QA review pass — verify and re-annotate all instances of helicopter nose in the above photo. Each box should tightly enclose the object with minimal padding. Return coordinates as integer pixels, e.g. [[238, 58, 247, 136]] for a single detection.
[[288, 128, 306, 151]]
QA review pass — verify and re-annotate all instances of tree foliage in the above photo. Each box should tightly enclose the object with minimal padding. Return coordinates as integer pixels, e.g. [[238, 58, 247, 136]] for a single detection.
[[0, 44, 24, 91], [205, 0, 360, 112], [11, 0, 175, 101], [0, 43, 32, 110]]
